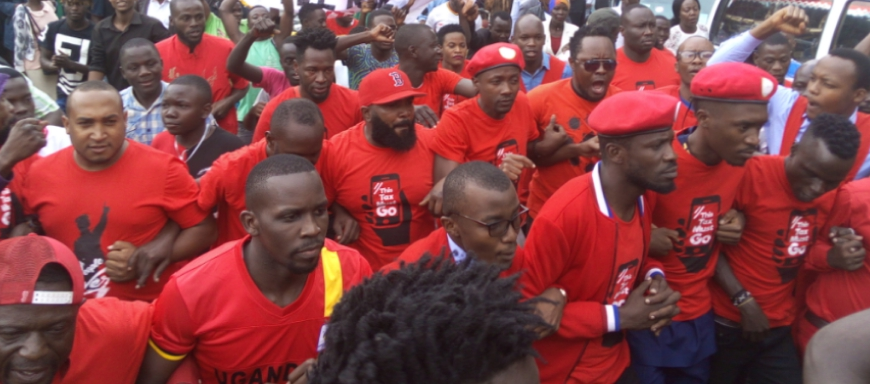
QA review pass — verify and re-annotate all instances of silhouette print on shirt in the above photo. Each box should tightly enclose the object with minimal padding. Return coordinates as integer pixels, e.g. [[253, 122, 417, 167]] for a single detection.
[[75, 205, 111, 298]]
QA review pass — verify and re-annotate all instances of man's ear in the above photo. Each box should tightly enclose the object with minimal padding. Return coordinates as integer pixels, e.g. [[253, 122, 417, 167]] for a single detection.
[[362, 105, 371, 124], [441, 215, 460, 240], [63, 115, 71, 134], [852, 88, 868, 108], [241, 210, 259, 236], [602, 140, 627, 165], [201, 102, 213, 119]]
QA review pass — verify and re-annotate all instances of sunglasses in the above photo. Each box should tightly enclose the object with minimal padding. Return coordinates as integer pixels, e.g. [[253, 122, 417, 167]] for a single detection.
[[677, 50, 715, 62], [454, 205, 529, 238], [580, 59, 617, 72]]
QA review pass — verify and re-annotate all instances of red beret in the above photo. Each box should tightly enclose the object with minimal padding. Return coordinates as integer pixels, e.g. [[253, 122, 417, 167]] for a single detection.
[[691, 62, 778, 103], [466, 43, 525, 78], [589, 91, 678, 136]]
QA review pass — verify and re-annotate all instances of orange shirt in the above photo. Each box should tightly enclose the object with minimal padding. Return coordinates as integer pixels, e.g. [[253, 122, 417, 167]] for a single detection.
[[156, 35, 250, 134], [429, 93, 540, 166], [251, 84, 363, 142], [527, 79, 619, 217], [403, 67, 463, 116], [613, 47, 680, 91], [321, 123, 436, 270]]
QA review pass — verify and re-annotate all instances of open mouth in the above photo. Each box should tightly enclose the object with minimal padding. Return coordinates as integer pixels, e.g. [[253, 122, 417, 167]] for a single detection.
[[591, 80, 606, 93]]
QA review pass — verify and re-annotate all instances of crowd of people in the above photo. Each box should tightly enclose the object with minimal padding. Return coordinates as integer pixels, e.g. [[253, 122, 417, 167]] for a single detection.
[[2, 0, 870, 382]]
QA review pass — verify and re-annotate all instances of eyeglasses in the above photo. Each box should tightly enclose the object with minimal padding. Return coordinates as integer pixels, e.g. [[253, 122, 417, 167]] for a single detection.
[[677, 50, 714, 62], [454, 205, 529, 238], [580, 59, 617, 72]]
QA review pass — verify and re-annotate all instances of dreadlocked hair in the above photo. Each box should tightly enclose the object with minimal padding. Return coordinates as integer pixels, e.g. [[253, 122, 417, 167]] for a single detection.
[[310, 255, 547, 384]]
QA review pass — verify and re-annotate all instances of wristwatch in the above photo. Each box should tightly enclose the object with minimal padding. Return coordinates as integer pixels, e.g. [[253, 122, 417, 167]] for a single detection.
[[732, 289, 753, 307]]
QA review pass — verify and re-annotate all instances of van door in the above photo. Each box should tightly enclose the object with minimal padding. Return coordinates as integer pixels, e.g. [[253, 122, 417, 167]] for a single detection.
[[830, 0, 870, 50]]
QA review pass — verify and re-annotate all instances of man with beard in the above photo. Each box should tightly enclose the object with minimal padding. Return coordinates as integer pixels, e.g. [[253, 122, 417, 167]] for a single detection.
[[709, 7, 870, 180], [252, 28, 364, 141], [520, 91, 682, 384], [424, 43, 566, 217], [394, 24, 477, 127], [630, 62, 776, 384], [137, 154, 372, 384], [708, 114, 859, 384], [156, 0, 249, 134], [526, 25, 616, 219], [612, 5, 679, 91], [654, 36, 715, 131], [319, 69, 436, 270], [513, 14, 572, 92]]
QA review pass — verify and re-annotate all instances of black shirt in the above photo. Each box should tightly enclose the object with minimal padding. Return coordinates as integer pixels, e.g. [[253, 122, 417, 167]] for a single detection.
[[39, 19, 95, 97], [186, 127, 244, 178], [88, 12, 170, 91]]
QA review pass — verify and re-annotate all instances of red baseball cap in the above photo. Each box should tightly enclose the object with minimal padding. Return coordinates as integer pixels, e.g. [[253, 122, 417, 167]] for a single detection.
[[466, 43, 525, 78], [691, 62, 778, 104], [0, 235, 85, 306], [359, 69, 426, 107], [589, 91, 678, 136]]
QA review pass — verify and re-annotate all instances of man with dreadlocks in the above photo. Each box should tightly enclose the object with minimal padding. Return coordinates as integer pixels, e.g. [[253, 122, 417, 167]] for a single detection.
[[308, 257, 546, 384]]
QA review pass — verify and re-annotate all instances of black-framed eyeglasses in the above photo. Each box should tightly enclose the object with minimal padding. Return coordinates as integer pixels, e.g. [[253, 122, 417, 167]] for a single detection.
[[454, 205, 529, 238], [580, 59, 617, 72], [676, 50, 715, 62]]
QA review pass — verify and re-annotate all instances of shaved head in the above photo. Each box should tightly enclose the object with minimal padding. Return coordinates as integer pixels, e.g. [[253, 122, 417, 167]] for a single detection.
[[678, 35, 713, 51], [514, 13, 543, 33], [169, 0, 201, 15], [395, 24, 436, 54]]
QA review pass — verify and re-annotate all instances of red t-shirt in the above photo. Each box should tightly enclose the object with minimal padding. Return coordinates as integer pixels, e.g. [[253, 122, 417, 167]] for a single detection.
[[156, 35, 250, 134], [655, 85, 696, 131], [197, 140, 332, 246], [325, 15, 358, 36], [527, 79, 619, 217], [429, 93, 540, 166], [440, 62, 471, 113], [710, 156, 834, 327], [613, 47, 680, 91], [149, 237, 373, 384], [403, 67, 463, 117], [804, 177, 870, 323], [20, 142, 208, 301], [321, 123, 436, 270], [251, 84, 362, 142], [648, 137, 745, 321]]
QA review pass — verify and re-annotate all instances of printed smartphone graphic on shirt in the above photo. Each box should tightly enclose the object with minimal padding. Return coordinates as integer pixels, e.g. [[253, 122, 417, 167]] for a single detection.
[[773, 208, 818, 283], [635, 80, 656, 91], [495, 139, 520, 168], [602, 258, 639, 347], [675, 196, 720, 273], [367, 174, 412, 246]]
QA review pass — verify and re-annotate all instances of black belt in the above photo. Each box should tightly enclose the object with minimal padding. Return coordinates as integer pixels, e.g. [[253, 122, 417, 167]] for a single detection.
[[804, 309, 830, 330]]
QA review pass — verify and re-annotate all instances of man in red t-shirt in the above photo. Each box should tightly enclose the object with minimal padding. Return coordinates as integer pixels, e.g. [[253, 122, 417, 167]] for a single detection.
[[252, 28, 363, 141], [708, 114, 860, 384], [628, 63, 777, 383], [394, 24, 478, 127], [320, 69, 436, 270], [325, 10, 358, 36], [527, 25, 617, 218], [156, 0, 249, 134], [796, 178, 870, 356], [655, 36, 714, 131], [199, 98, 329, 247], [18, 82, 216, 302], [521, 91, 681, 384], [138, 154, 373, 384], [612, 5, 680, 91], [425, 43, 567, 216]]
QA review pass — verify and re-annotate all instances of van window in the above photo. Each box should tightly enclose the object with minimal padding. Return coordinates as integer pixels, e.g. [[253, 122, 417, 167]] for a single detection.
[[640, 0, 716, 25], [709, 0, 832, 62], [833, 1, 870, 49]]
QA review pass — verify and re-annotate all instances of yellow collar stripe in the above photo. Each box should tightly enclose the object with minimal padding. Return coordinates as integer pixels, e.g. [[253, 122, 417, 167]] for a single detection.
[[322, 247, 343, 318], [148, 339, 187, 361]]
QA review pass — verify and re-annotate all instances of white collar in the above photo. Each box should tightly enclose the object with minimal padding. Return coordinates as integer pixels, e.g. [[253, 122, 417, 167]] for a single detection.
[[446, 234, 467, 264], [591, 162, 645, 218]]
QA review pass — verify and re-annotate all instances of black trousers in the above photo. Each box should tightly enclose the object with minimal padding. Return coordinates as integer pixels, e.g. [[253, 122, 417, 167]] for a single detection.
[[708, 322, 802, 384], [615, 366, 641, 384]]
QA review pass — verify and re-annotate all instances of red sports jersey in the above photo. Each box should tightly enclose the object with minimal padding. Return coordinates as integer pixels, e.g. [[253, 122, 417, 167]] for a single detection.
[[251, 84, 363, 142], [149, 237, 373, 384], [526, 79, 618, 217], [156, 35, 250, 134], [521, 164, 662, 384], [321, 123, 436, 270], [198, 140, 332, 247], [429, 92, 540, 166], [710, 156, 834, 327], [613, 48, 680, 91], [655, 85, 696, 131], [648, 137, 745, 321], [20, 142, 208, 301], [404, 67, 463, 117]]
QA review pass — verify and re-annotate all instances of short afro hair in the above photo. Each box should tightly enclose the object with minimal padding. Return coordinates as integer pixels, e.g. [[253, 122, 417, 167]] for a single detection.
[[244, 154, 317, 209], [803, 113, 861, 160], [271, 98, 324, 132], [829, 48, 870, 90], [365, 9, 393, 28], [442, 161, 513, 215], [298, 3, 324, 22], [169, 75, 212, 103], [119, 37, 160, 64], [757, 32, 790, 50], [295, 27, 338, 61], [436, 24, 466, 46], [309, 256, 547, 384], [568, 24, 614, 61]]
